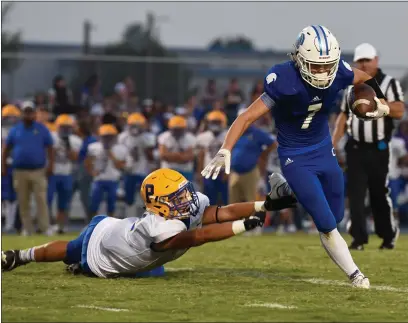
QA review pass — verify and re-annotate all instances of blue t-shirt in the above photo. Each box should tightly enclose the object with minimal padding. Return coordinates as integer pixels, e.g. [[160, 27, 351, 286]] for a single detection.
[[231, 126, 275, 174], [6, 121, 53, 169], [262, 59, 354, 156], [78, 135, 98, 163]]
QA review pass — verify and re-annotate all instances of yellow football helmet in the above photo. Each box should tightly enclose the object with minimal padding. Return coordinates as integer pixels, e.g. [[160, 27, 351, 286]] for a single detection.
[[2, 105, 21, 118], [168, 116, 187, 129], [207, 110, 227, 127], [55, 114, 75, 127], [127, 113, 147, 136], [98, 124, 118, 136], [99, 124, 118, 149], [127, 112, 147, 126], [140, 168, 200, 220]]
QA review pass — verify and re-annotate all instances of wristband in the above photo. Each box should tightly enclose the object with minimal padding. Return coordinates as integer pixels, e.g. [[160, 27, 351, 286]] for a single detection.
[[215, 206, 221, 223], [232, 220, 246, 235], [254, 201, 266, 212]]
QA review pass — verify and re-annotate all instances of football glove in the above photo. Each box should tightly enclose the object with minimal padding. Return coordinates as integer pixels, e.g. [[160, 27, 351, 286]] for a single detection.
[[365, 97, 390, 120], [243, 214, 266, 231], [263, 173, 297, 211], [201, 148, 231, 180]]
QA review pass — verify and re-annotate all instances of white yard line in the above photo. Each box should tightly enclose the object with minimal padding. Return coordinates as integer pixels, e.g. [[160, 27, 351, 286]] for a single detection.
[[244, 303, 297, 309], [166, 267, 408, 293], [74, 305, 129, 312], [300, 278, 408, 293]]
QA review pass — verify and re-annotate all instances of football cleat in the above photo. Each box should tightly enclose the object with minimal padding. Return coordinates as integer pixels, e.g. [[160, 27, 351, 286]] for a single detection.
[[1, 250, 26, 272], [268, 173, 294, 199], [379, 227, 399, 250], [350, 271, 370, 289]]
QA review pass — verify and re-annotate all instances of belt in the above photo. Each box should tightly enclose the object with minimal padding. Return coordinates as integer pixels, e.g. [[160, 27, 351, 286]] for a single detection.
[[348, 138, 389, 151]]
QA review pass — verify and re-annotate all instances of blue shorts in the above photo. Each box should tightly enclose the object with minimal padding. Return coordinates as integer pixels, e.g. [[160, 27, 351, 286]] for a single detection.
[[1, 168, 16, 202], [123, 174, 145, 206], [90, 180, 119, 214], [65, 215, 108, 274], [47, 174, 74, 211], [65, 215, 165, 278]]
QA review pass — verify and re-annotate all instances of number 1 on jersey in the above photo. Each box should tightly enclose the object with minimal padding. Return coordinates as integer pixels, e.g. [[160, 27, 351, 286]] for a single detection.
[[301, 103, 322, 129]]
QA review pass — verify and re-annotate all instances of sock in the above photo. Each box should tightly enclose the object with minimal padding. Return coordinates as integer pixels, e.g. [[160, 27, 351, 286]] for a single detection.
[[5, 201, 17, 230], [319, 228, 361, 279], [19, 248, 36, 263]]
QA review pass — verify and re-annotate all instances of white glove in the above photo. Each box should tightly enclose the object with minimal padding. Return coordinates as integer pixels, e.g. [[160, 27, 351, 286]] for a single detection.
[[365, 97, 390, 120], [201, 148, 231, 180]]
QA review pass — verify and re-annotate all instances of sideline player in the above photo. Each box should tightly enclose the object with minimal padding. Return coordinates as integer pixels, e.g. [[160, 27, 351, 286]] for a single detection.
[[1, 169, 296, 278], [202, 25, 395, 289]]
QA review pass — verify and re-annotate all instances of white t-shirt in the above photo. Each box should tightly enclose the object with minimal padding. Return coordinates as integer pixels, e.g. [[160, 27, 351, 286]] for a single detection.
[[86, 192, 210, 278], [157, 131, 196, 172], [87, 142, 128, 181], [118, 131, 156, 176], [52, 133, 83, 175], [196, 130, 227, 166], [389, 137, 407, 179]]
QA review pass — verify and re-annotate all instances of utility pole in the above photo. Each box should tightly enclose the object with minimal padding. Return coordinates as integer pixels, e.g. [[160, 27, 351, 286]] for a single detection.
[[83, 20, 93, 54], [145, 12, 154, 99]]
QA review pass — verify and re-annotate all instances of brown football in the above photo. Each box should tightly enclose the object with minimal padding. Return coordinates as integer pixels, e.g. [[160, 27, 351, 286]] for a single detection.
[[348, 83, 376, 120]]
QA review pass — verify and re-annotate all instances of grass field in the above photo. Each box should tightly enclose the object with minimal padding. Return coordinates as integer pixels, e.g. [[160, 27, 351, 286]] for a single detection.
[[2, 233, 408, 322]]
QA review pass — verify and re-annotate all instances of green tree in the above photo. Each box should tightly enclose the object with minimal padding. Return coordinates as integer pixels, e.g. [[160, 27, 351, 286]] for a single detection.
[[1, 3, 22, 73], [98, 15, 191, 104]]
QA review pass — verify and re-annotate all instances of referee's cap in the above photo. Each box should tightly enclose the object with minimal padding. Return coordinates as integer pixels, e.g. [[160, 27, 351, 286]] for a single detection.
[[353, 43, 377, 62]]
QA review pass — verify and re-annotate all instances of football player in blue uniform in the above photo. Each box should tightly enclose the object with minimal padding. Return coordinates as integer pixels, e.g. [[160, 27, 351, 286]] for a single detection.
[[202, 25, 396, 289]]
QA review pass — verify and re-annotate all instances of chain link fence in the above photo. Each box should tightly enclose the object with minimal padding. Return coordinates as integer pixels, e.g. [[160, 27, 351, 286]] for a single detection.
[[5, 51, 405, 104]]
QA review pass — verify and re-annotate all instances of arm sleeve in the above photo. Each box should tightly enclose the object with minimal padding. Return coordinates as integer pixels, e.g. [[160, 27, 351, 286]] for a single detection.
[[261, 69, 282, 109], [340, 87, 352, 117]]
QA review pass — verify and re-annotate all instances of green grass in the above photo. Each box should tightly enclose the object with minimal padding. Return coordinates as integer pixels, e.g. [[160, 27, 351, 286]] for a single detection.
[[2, 233, 408, 322]]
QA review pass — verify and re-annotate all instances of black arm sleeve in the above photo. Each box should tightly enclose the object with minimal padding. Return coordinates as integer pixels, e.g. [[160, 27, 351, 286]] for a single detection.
[[364, 78, 386, 99]]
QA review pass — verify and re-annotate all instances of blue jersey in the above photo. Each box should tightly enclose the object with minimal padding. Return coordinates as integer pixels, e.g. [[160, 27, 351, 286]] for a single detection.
[[263, 59, 354, 156]]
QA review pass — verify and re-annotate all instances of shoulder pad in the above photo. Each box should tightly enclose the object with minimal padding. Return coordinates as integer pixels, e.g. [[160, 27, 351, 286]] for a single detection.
[[264, 61, 301, 97]]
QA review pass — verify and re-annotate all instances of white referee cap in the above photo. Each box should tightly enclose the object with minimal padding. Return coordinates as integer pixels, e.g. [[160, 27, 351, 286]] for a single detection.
[[353, 43, 377, 62]]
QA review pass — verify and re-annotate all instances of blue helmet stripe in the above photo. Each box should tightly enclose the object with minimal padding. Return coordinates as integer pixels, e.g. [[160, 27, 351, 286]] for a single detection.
[[318, 25, 329, 55], [311, 25, 323, 56]]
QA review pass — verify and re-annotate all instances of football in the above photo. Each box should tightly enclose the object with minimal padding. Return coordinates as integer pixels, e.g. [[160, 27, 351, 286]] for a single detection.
[[348, 83, 377, 120]]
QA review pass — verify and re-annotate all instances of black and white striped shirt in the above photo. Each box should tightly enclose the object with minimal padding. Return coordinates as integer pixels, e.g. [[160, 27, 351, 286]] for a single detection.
[[341, 69, 405, 143]]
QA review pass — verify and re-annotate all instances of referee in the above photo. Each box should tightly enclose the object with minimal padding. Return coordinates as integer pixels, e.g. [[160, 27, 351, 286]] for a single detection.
[[332, 43, 405, 250]]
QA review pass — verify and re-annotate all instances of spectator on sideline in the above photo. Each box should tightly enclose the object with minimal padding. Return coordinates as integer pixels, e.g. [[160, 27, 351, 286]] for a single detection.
[[48, 75, 74, 116], [158, 116, 196, 181], [201, 79, 218, 109], [76, 119, 98, 221], [2, 101, 54, 235], [80, 74, 103, 110], [1, 105, 21, 233], [224, 78, 245, 126], [229, 124, 277, 204]]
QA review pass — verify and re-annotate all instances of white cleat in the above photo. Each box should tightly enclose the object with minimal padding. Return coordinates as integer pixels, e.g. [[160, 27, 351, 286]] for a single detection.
[[351, 274, 370, 289]]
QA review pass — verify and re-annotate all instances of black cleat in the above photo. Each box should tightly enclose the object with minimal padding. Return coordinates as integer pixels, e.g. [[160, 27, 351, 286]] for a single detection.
[[379, 227, 400, 250], [349, 242, 364, 251], [1, 250, 26, 272], [66, 263, 83, 275]]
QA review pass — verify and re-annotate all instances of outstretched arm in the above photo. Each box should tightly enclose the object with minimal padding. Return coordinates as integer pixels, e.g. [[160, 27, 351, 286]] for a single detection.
[[221, 97, 270, 152], [352, 68, 404, 119], [151, 218, 262, 251], [201, 97, 270, 179]]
